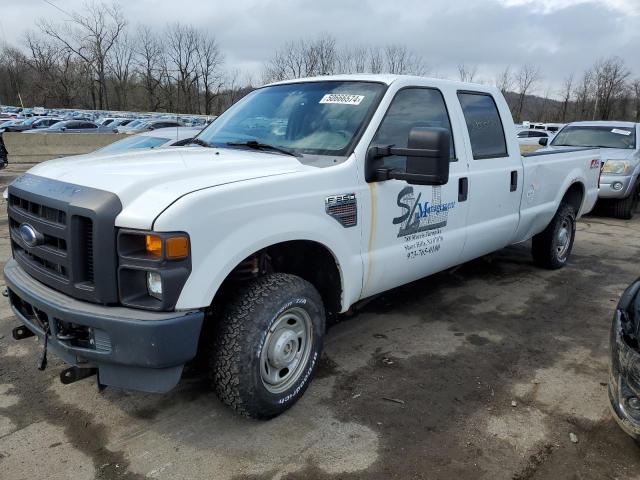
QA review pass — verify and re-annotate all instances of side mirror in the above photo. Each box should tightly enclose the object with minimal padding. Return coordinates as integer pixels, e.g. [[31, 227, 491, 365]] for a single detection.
[[60, 127, 66, 131], [366, 127, 450, 185], [538, 137, 548, 146]]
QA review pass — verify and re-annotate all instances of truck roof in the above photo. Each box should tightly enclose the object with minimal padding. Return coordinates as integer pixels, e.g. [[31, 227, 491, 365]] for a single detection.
[[568, 120, 638, 128], [266, 73, 492, 91]]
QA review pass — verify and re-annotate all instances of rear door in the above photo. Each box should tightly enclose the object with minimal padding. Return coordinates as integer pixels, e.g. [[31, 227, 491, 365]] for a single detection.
[[455, 91, 523, 262]]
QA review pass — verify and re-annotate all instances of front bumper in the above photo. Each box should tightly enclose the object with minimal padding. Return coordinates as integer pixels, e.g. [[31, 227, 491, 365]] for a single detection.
[[609, 280, 640, 439], [4, 259, 204, 393], [599, 174, 636, 199]]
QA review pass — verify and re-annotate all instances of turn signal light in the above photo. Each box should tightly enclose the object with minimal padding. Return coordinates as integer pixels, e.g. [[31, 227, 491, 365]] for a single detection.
[[166, 236, 189, 259], [145, 234, 162, 257]]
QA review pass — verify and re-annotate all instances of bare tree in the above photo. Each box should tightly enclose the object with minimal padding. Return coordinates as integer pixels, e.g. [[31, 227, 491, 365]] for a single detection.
[[38, 0, 127, 109], [632, 79, 640, 122], [368, 46, 384, 74], [457, 63, 478, 83], [166, 23, 200, 112], [134, 25, 163, 111], [558, 73, 573, 122], [514, 64, 541, 122], [196, 31, 224, 115], [592, 56, 630, 120], [495, 66, 514, 95], [107, 31, 135, 110]]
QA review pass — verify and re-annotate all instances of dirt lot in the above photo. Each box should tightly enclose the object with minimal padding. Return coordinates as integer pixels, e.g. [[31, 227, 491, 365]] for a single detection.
[[0, 164, 639, 479]]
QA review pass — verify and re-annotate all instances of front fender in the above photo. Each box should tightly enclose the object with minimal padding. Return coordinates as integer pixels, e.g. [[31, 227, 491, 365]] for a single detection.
[[153, 177, 363, 312]]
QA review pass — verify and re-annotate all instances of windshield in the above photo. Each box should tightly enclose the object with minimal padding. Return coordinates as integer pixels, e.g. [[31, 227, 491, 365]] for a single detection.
[[125, 120, 145, 128], [98, 136, 169, 153], [551, 125, 636, 149], [197, 81, 386, 156]]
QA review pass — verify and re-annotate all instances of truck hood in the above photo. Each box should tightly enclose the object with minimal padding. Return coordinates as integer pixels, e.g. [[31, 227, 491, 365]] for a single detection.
[[541, 145, 636, 160], [26, 147, 308, 228]]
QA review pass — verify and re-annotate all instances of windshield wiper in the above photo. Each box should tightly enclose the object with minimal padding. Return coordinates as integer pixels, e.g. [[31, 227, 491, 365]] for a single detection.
[[187, 138, 212, 147], [226, 140, 301, 158]]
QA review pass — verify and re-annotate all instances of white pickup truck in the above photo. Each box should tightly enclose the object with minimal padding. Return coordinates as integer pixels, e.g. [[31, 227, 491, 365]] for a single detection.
[[4, 74, 600, 418]]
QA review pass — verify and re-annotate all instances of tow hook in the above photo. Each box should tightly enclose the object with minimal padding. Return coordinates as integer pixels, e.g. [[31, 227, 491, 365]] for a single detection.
[[60, 366, 97, 385], [12, 325, 35, 340]]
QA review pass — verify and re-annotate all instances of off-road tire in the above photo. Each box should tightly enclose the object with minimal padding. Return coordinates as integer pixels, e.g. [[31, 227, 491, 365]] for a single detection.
[[612, 193, 637, 220], [210, 273, 325, 419], [532, 203, 576, 270]]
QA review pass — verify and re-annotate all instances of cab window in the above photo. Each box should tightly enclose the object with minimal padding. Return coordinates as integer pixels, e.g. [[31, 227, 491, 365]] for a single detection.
[[371, 87, 455, 171], [457, 92, 508, 159]]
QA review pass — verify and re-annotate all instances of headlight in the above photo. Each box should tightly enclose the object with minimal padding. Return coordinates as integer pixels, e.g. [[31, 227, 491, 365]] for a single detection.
[[117, 230, 192, 311], [147, 271, 163, 299], [602, 160, 632, 175]]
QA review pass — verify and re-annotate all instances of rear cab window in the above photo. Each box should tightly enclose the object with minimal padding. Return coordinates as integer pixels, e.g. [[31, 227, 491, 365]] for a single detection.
[[457, 92, 508, 159]]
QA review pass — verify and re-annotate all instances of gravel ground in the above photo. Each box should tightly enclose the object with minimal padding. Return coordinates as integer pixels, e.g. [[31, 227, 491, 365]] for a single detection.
[[0, 163, 639, 479]]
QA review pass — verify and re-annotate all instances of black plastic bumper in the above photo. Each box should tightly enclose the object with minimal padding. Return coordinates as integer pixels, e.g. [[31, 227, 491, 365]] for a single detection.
[[609, 279, 640, 439], [4, 259, 204, 393]]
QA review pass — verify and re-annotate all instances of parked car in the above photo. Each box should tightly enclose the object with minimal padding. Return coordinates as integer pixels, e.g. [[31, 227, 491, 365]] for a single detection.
[[115, 119, 148, 133], [609, 278, 640, 440], [3, 117, 62, 132], [517, 129, 554, 146], [539, 121, 639, 219], [0, 120, 23, 132], [24, 120, 116, 134], [96, 127, 203, 153], [120, 119, 184, 135], [5, 74, 600, 419]]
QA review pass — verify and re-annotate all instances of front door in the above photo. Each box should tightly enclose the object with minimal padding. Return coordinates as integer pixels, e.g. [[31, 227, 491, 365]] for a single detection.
[[361, 87, 469, 298]]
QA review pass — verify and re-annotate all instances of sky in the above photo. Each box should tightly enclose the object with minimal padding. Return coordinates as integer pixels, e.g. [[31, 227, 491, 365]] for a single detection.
[[1, 0, 639, 98]]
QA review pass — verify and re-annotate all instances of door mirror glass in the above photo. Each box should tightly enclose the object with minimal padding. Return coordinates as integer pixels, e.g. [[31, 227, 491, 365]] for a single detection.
[[367, 127, 451, 185], [538, 137, 548, 146], [405, 127, 450, 183]]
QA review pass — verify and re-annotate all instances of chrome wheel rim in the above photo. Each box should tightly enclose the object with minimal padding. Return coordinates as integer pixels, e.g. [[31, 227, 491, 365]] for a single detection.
[[555, 218, 572, 260], [260, 307, 313, 394]]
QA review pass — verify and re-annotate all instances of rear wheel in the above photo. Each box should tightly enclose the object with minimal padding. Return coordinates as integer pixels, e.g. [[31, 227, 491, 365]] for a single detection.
[[532, 203, 576, 270], [209, 273, 325, 419]]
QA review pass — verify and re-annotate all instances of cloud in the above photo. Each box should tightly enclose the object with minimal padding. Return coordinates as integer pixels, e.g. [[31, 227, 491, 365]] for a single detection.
[[1, 0, 638, 95], [497, 0, 640, 15]]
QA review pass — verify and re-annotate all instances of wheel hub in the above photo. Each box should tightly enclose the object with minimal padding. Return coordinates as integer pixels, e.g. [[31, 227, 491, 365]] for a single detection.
[[268, 330, 299, 369], [260, 307, 313, 394], [555, 219, 572, 259]]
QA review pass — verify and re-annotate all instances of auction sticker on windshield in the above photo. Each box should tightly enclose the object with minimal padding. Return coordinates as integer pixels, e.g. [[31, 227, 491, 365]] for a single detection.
[[611, 128, 631, 136], [319, 94, 365, 105]]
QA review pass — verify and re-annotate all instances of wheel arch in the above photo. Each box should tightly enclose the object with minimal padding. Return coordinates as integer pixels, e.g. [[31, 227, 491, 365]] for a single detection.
[[210, 240, 345, 317], [561, 181, 586, 215]]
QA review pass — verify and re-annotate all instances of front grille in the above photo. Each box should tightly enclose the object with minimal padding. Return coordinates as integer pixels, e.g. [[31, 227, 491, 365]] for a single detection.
[[9, 196, 93, 286], [10, 194, 67, 225], [7, 174, 122, 304]]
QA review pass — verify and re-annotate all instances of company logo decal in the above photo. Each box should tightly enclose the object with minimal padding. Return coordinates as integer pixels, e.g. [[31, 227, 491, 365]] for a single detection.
[[393, 186, 456, 238]]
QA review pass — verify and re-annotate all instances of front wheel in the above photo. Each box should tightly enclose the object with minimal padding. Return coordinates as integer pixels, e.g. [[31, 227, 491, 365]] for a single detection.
[[532, 203, 576, 270], [612, 192, 637, 220], [210, 273, 325, 419]]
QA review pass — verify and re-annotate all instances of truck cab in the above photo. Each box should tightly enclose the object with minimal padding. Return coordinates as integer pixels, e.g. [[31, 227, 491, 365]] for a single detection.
[[4, 75, 600, 418]]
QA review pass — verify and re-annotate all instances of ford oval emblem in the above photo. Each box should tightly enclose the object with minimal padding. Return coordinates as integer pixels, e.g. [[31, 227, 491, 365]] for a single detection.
[[18, 224, 41, 247]]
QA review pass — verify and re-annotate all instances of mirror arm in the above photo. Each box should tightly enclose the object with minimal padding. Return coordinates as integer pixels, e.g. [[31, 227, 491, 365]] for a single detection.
[[371, 145, 439, 159], [377, 168, 448, 185]]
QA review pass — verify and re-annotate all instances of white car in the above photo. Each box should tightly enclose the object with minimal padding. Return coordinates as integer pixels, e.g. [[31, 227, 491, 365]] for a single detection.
[[517, 129, 554, 146], [539, 121, 640, 218], [4, 74, 600, 419], [96, 127, 203, 153]]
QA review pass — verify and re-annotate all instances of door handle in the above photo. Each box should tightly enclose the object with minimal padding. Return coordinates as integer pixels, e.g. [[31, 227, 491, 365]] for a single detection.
[[458, 177, 468, 202], [510, 171, 518, 192]]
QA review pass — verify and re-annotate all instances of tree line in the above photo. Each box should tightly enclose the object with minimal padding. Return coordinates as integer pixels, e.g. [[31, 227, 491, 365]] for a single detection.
[[0, 1, 638, 123]]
